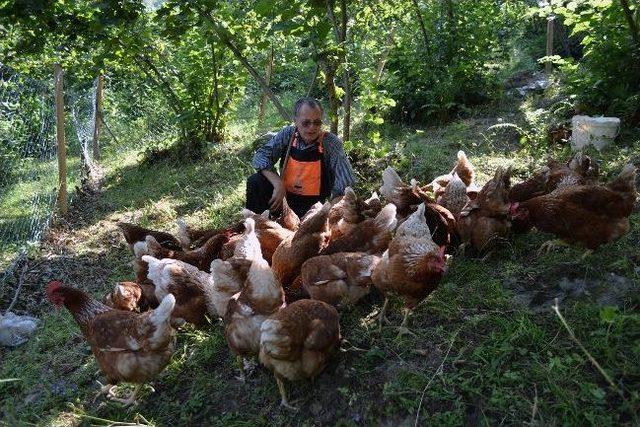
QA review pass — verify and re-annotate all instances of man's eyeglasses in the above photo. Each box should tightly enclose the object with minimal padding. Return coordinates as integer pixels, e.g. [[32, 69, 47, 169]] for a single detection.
[[300, 120, 323, 128]]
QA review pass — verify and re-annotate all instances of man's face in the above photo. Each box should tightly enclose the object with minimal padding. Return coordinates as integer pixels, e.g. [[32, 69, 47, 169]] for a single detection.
[[294, 104, 323, 142]]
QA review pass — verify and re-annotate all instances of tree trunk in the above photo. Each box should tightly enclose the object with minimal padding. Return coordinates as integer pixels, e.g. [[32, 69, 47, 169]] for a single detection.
[[258, 46, 274, 130], [546, 16, 555, 74], [376, 27, 396, 82], [410, 0, 430, 54], [620, 0, 640, 50], [320, 56, 339, 134], [340, 0, 351, 142], [206, 15, 291, 122], [306, 63, 320, 97], [326, 0, 351, 140], [442, 0, 456, 60]]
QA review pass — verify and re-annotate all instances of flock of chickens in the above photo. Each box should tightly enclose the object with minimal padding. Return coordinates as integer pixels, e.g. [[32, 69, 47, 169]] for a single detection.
[[46, 150, 638, 410]]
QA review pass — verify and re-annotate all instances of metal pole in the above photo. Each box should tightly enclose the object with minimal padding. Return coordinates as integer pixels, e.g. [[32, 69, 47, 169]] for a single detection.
[[92, 74, 104, 160]]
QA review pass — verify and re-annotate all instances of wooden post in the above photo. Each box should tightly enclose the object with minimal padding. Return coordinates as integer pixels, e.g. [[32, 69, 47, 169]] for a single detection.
[[54, 64, 67, 216], [92, 74, 104, 160], [546, 16, 555, 74], [258, 47, 274, 130]]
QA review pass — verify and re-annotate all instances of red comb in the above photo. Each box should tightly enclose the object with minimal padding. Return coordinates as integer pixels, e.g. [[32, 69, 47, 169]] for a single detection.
[[46, 280, 63, 294]]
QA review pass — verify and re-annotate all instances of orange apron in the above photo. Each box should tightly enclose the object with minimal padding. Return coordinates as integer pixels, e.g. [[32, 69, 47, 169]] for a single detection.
[[282, 131, 325, 196]]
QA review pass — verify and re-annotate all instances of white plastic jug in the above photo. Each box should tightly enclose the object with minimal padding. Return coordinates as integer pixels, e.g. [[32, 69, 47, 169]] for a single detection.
[[571, 115, 620, 151]]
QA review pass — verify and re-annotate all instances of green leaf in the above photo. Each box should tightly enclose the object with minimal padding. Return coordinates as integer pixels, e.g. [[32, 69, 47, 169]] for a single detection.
[[590, 387, 606, 400], [599, 306, 618, 323], [254, 0, 274, 16]]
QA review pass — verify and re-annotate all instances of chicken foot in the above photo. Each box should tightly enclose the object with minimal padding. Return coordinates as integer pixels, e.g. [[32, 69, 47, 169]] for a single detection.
[[395, 308, 417, 338], [93, 381, 116, 403], [275, 374, 298, 411], [579, 249, 594, 261], [235, 357, 258, 382], [107, 383, 142, 406], [537, 239, 569, 255]]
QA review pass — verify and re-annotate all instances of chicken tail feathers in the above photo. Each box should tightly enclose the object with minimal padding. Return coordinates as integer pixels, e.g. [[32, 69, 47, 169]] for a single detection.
[[380, 166, 403, 201], [176, 217, 190, 249], [150, 294, 176, 326], [145, 235, 163, 255], [142, 255, 163, 284], [609, 163, 637, 193], [373, 203, 398, 232]]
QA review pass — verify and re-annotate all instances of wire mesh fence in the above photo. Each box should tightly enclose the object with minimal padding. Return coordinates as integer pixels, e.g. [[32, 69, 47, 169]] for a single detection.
[[1, 63, 181, 310], [0, 64, 95, 306]]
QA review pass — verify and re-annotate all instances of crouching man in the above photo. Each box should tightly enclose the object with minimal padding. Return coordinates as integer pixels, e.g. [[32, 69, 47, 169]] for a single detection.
[[246, 97, 356, 218]]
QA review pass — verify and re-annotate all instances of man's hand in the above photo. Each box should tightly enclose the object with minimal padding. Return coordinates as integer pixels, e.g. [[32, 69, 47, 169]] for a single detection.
[[261, 169, 285, 212], [269, 182, 286, 211]]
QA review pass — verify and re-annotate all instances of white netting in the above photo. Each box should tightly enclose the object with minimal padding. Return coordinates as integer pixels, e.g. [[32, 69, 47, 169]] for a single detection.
[[100, 74, 179, 154], [0, 64, 90, 305], [1, 65, 181, 310]]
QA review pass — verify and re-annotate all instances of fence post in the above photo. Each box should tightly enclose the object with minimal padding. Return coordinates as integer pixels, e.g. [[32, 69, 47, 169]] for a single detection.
[[546, 16, 555, 74], [92, 74, 104, 160], [54, 63, 67, 216]]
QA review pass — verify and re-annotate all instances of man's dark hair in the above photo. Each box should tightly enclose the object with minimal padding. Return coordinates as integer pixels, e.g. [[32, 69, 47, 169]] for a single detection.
[[293, 97, 323, 118]]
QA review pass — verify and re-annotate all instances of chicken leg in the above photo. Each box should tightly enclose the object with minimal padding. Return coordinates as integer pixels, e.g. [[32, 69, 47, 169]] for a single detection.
[[275, 374, 298, 411], [579, 249, 594, 261], [235, 356, 247, 382], [377, 297, 391, 331]]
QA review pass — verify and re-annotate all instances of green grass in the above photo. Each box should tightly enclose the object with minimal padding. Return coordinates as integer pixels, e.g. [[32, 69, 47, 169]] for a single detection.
[[1, 89, 639, 425], [0, 156, 82, 270]]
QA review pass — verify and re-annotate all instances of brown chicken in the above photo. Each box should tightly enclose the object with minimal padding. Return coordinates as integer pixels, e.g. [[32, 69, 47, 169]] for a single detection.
[[176, 219, 244, 250], [372, 204, 448, 335], [271, 202, 332, 292], [510, 163, 637, 254], [299, 201, 324, 222], [407, 185, 457, 248], [427, 150, 475, 196], [103, 281, 149, 312], [509, 152, 600, 203], [301, 252, 381, 305], [259, 299, 340, 409], [145, 232, 230, 272], [321, 203, 397, 255], [117, 222, 182, 252], [143, 219, 261, 325], [241, 209, 294, 264], [379, 167, 456, 247], [437, 172, 469, 218], [274, 197, 301, 231], [224, 244, 285, 378], [142, 256, 210, 327], [328, 187, 383, 240], [457, 166, 512, 253], [379, 167, 422, 217], [47, 281, 176, 406]]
